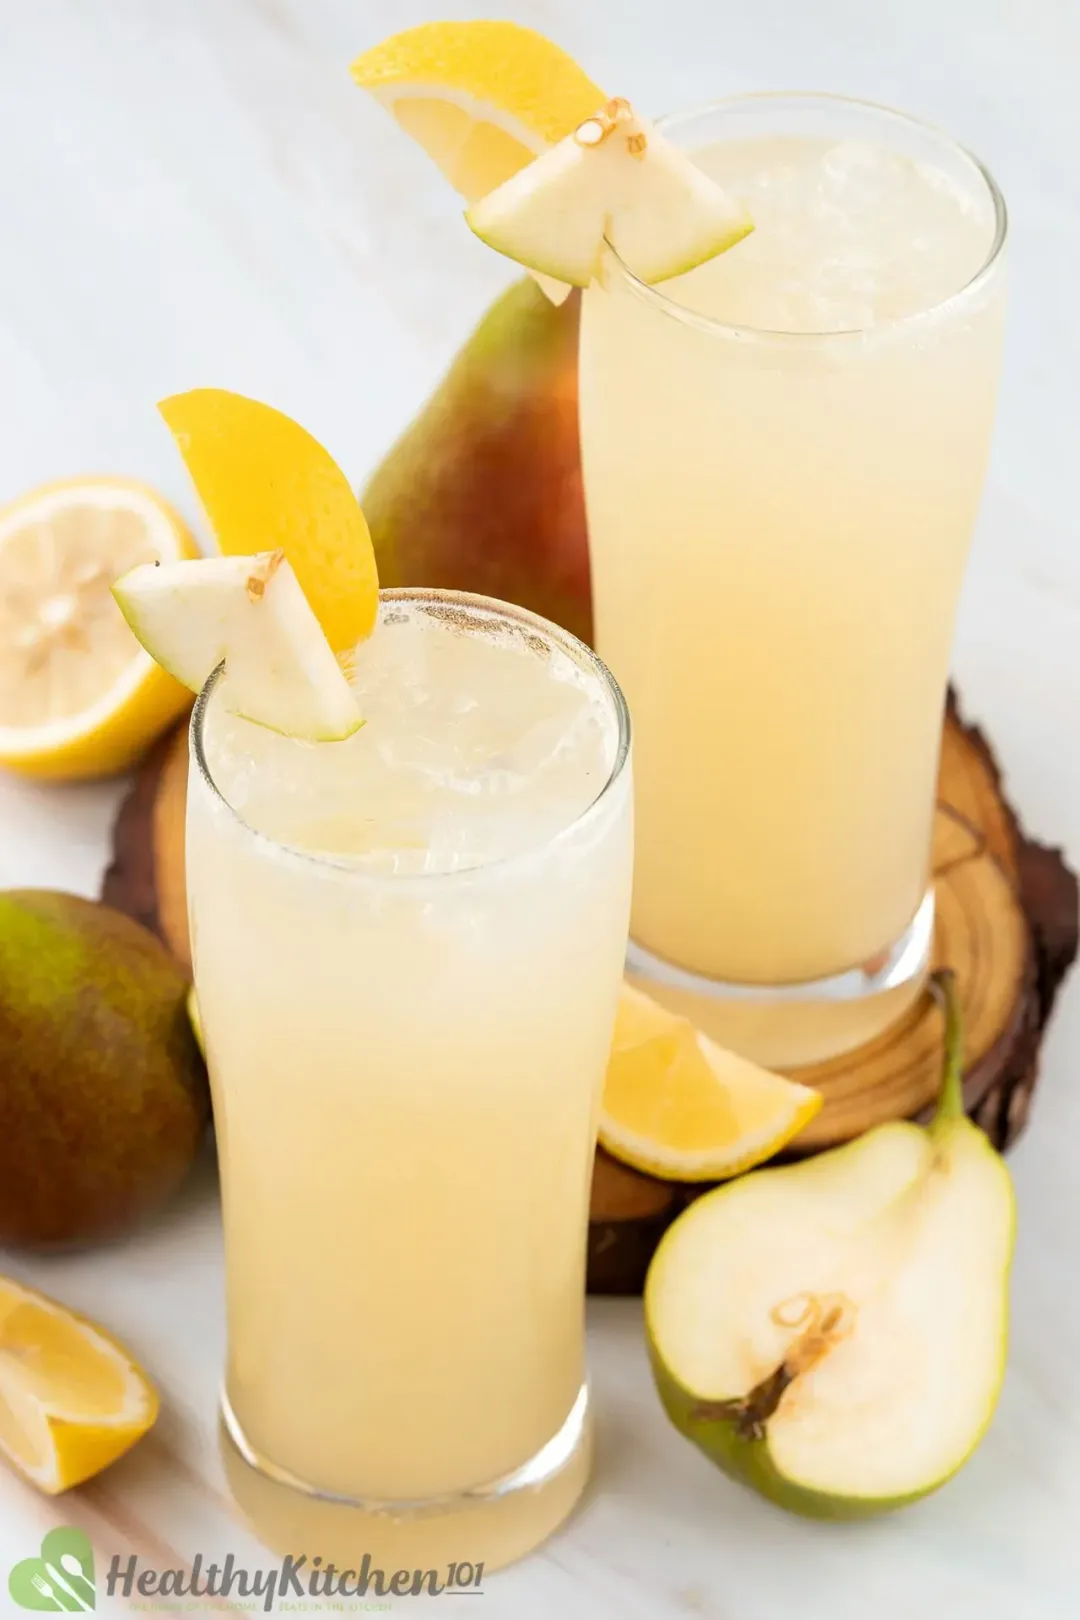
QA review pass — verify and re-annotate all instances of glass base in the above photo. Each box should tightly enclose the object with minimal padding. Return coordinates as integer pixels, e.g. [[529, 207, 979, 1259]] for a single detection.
[[626, 888, 935, 1069], [219, 1382, 592, 1577]]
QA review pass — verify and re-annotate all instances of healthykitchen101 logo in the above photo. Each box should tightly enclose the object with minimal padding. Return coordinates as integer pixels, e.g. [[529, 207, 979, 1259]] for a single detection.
[[9, 1528, 96, 1610], [9, 1527, 486, 1611]]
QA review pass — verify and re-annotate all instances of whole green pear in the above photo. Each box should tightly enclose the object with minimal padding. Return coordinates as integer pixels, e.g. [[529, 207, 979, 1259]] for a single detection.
[[0, 891, 209, 1248]]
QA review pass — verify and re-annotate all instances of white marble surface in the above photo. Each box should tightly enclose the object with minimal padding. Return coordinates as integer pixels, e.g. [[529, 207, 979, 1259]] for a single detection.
[[1, 1, 1079, 1615]]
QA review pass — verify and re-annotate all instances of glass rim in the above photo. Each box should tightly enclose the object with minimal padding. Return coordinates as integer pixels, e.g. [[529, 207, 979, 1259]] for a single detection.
[[600, 90, 1009, 341], [190, 586, 632, 886]]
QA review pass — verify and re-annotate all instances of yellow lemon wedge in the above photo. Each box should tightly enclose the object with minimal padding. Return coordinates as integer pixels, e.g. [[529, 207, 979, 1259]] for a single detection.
[[0, 478, 199, 780], [0, 1275, 158, 1494], [158, 390, 379, 653], [599, 985, 823, 1182], [351, 20, 606, 204]]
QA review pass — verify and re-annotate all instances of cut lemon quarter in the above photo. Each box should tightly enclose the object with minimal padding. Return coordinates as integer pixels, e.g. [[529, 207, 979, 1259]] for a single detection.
[[0, 478, 199, 780], [468, 99, 752, 288], [351, 20, 607, 305], [114, 552, 363, 742], [351, 20, 605, 205], [599, 985, 822, 1182], [158, 390, 379, 654], [0, 1275, 158, 1493]]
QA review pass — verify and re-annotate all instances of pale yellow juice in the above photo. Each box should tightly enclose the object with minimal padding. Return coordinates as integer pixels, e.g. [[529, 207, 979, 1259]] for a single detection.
[[580, 106, 1006, 1058], [187, 593, 631, 1526]]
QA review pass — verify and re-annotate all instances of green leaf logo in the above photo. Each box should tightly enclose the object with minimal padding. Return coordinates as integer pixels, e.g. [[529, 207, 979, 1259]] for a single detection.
[[9, 1528, 95, 1611]]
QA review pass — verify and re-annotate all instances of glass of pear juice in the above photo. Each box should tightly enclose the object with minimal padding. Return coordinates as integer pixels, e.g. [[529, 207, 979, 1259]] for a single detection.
[[579, 94, 1008, 1068], [186, 588, 632, 1571]]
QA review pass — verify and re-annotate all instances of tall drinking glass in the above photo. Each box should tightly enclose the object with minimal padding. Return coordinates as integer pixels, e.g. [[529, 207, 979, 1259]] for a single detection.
[[187, 590, 633, 1571], [579, 94, 1007, 1067]]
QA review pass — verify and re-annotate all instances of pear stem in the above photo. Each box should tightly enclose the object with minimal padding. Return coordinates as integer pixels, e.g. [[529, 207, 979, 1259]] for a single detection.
[[929, 968, 966, 1125]]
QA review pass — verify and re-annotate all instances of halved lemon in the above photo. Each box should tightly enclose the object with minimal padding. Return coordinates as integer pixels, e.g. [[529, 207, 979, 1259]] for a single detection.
[[599, 985, 822, 1182], [0, 1275, 158, 1494], [158, 390, 379, 653], [351, 20, 605, 203], [0, 478, 200, 780]]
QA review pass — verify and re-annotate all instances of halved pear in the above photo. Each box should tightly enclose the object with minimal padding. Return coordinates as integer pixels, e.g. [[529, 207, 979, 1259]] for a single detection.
[[112, 553, 363, 741], [466, 98, 752, 287], [645, 973, 1015, 1518]]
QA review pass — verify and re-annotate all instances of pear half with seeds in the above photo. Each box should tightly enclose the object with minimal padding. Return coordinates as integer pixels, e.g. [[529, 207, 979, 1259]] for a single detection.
[[645, 972, 1015, 1518]]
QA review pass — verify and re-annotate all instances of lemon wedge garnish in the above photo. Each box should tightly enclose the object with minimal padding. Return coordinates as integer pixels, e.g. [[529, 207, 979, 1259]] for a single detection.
[[599, 985, 822, 1182], [0, 1275, 158, 1494], [350, 20, 605, 203], [351, 20, 607, 305], [158, 390, 379, 654], [0, 478, 199, 779]]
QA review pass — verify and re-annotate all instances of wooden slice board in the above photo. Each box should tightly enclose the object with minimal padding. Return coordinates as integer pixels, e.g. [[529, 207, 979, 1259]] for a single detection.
[[102, 692, 1077, 1296]]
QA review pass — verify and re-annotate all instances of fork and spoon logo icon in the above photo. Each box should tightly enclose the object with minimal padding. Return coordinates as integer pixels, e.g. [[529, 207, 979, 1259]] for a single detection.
[[8, 1527, 95, 1611]]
